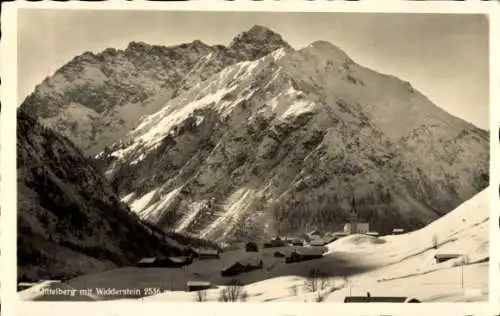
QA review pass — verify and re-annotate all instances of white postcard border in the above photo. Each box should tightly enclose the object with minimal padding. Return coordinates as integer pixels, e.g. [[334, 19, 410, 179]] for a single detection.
[[1, 1, 499, 316]]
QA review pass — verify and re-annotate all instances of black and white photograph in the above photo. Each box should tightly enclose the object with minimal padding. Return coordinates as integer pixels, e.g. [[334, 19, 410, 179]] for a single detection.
[[6, 2, 497, 309]]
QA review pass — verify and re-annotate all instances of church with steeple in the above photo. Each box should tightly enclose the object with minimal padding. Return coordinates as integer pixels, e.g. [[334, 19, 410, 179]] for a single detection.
[[343, 197, 370, 235]]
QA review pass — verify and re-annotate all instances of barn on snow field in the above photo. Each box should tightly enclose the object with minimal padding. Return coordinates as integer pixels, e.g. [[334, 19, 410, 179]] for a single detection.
[[344, 296, 421, 303], [221, 257, 263, 277], [309, 239, 326, 247], [187, 281, 212, 292], [136, 256, 192, 268], [197, 249, 220, 260], [434, 253, 461, 263], [136, 257, 157, 267], [221, 262, 247, 277], [285, 247, 325, 263]]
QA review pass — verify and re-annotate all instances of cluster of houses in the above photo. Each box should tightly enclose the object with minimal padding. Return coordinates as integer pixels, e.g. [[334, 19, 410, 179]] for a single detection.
[[135, 248, 220, 268], [134, 209, 409, 271], [341, 209, 405, 237], [131, 207, 413, 294], [259, 217, 403, 250], [260, 210, 407, 249]]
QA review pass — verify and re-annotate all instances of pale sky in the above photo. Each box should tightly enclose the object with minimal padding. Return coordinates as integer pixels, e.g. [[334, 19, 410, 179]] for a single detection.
[[18, 10, 489, 129]]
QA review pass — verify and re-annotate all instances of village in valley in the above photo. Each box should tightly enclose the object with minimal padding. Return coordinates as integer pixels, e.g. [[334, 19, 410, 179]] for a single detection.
[[19, 189, 489, 303], [128, 208, 418, 302]]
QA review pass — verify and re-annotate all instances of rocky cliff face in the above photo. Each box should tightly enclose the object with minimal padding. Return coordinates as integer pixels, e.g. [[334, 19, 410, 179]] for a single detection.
[[22, 26, 489, 245], [17, 108, 214, 282], [21, 25, 292, 154]]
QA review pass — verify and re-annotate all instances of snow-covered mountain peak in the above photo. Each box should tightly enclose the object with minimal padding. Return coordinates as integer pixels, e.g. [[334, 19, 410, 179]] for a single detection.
[[22, 31, 292, 154], [230, 25, 289, 47], [299, 40, 353, 65], [229, 25, 293, 61]]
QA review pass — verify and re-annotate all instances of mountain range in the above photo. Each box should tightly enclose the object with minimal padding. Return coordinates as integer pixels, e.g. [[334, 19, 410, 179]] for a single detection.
[[19, 25, 489, 249], [22, 26, 291, 154]]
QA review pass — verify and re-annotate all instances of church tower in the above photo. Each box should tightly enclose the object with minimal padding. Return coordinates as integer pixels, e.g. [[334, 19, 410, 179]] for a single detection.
[[348, 197, 358, 233]]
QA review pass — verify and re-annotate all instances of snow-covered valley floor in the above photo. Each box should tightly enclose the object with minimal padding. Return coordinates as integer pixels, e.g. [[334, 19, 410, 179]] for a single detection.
[[18, 188, 489, 303]]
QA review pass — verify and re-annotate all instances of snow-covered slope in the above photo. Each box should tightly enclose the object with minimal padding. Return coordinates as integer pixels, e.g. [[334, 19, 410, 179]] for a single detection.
[[327, 186, 489, 273], [98, 27, 488, 244]]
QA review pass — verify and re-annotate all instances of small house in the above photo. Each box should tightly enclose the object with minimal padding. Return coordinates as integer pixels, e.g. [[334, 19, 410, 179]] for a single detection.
[[392, 228, 405, 235], [136, 256, 192, 268], [245, 242, 259, 252], [434, 253, 461, 263], [263, 239, 286, 248], [309, 239, 326, 247], [344, 296, 421, 303], [197, 249, 220, 260], [136, 257, 157, 267], [187, 281, 212, 292], [221, 257, 263, 277], [285, 247, 325, 264], [221, 262, 246, 277], [157, 256, 192, 267]]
